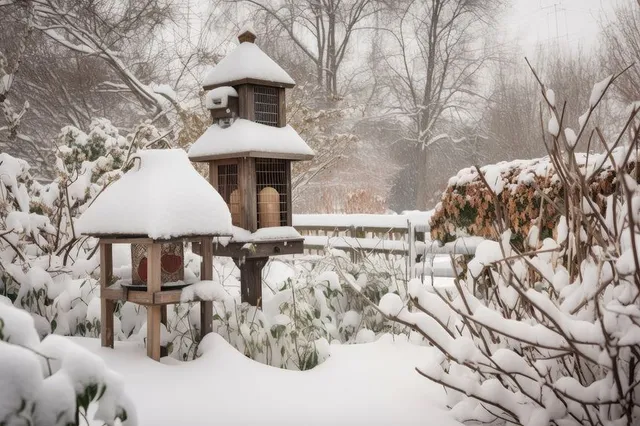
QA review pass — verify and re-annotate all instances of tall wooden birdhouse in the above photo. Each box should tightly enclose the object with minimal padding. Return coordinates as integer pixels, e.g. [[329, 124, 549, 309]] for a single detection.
[[189, 27, 314, 307], [189, 26, 314, 232]]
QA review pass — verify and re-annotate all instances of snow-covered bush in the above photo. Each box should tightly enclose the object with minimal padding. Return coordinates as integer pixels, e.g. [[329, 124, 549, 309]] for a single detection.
[[157, 250, 410, 368], [378, 70, 640, 424], [0, 302, 136, 425], [0, 119, 167, 337], [429, 142, 629, 247]]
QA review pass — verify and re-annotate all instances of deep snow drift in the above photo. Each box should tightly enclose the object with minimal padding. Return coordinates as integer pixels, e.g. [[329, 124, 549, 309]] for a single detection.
[[73, 334, 460, 426]]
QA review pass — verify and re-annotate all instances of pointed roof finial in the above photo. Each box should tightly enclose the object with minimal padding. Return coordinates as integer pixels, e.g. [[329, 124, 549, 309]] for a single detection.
[[238, 24, 256, 44]]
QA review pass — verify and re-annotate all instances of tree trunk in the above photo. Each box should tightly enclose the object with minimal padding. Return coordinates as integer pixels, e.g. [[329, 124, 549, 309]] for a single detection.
[[415, 145, 428, 209]]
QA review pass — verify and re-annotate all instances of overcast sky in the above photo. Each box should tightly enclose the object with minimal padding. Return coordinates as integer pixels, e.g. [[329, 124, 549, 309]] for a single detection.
[[506, 0, 619, 55]]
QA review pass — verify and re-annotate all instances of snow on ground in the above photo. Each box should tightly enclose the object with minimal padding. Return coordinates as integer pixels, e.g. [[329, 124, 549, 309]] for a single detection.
[[72, 334, 460, 426]]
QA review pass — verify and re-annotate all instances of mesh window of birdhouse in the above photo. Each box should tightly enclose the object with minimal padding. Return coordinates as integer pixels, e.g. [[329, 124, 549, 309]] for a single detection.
[[256, 159, 287, 228], [217, 164, 241, 226], [254, 86, 279, 127]]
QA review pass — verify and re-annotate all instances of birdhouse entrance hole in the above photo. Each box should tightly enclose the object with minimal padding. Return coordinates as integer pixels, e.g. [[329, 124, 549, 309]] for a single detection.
[[256, 158, 288, 228]]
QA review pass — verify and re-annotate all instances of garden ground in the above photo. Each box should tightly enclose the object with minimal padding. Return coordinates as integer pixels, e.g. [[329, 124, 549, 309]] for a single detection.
[[72, 333, 460, 426]]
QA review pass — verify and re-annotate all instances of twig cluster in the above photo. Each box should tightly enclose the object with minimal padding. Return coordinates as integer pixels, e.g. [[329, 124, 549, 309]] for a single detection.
[[375, 65, 640, 425]]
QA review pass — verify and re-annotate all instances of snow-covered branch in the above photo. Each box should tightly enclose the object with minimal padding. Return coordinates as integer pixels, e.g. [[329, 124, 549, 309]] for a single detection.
[[370, 69, 640, 425]]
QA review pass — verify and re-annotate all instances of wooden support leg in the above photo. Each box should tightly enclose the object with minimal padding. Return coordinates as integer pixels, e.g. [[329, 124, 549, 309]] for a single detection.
[[101, 299, 115, 348], [236, 257, 268, 308], [146, 242, 162, 361], [99, 242, 113, 348], [160, 305, 168, 358], [147, 305, 161, 361], [200, 237, 214, 338], [200, 301, 213, 338]]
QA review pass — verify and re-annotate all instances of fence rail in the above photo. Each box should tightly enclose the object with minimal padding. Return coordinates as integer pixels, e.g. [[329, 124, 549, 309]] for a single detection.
[[293, 213, 484, 278]]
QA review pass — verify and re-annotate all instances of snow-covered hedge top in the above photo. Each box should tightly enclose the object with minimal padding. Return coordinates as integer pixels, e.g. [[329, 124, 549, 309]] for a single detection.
[[76, 149, 232, 239], [188, 119, 314, 160], [202, 42, 295, 88], [446, 148, 630, 196], [430, 146, 636, 244], [205, 86, 238, 110]]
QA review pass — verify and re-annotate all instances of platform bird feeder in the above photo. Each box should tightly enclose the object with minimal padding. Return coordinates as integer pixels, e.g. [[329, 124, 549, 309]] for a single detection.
[[76, 149, 232, 361], [189, 27, 314, 307]]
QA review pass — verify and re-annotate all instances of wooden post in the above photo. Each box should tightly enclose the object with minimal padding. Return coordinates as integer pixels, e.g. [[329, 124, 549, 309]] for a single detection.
[[239, 158, 257, 232], [349, 226, 362, 264], [200, 238, 214, 337], [100, 241, 114, 348], [208, 161, 217, 189], [237, 84, 254, 121], [146, 242, 162, 361], [285, 160, 293, 226], [235, 257, 268, 308], [407, 219, 416, 281], [278, 88, 286, 127], [160, 305, 168, 358]]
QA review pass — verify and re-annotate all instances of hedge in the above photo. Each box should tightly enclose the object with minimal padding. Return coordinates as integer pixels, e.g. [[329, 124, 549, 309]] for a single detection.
[[429, 152, 630, 248]]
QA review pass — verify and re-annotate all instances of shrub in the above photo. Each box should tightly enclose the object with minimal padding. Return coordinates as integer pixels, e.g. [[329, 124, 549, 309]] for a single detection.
[[429, 146, 634, 249], [0, 302, 136, 425], [379, 68, 640, 424]]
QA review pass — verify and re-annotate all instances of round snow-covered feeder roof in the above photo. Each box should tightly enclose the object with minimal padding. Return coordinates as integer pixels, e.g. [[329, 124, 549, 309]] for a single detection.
[[188, 119, 314, 162], [202, 40, 295, 90], [76, 149, 232, 240]]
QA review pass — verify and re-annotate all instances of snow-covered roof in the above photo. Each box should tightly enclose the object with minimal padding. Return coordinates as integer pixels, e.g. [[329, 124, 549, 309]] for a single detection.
[[202, 42, 295, 90], [76, 149, 232, 239], [188, 119, 314, 161], [205, 86, 238, 110]]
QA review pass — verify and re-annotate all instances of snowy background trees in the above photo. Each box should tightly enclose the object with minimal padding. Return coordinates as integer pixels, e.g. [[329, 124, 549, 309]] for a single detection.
[[2, 0, 634, 212]]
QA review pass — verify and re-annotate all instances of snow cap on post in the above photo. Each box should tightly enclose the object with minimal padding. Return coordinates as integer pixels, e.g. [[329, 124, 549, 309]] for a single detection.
[[238, 24, 256, 44], [76, 149, 233, 240]]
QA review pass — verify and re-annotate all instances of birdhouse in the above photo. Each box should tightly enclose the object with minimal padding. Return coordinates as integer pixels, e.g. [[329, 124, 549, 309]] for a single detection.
[[206, 86, 239, 125], [190, 27, 314, 232], [76, 149, 233, 360], [189, 27, 314, 307]]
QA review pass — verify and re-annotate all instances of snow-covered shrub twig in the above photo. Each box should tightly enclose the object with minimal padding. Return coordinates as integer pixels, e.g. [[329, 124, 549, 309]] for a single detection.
[[375, 65, 640, 425], [161, 251, 411, 369], [0, 302, 136, 425]]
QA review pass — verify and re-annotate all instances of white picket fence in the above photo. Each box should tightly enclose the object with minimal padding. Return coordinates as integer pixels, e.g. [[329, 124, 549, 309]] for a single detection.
[[293, 212, 484, 278]]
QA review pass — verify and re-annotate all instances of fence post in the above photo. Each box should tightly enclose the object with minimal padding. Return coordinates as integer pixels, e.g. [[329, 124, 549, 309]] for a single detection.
[[349, 225, 362, 264], [407, 219, 416, 280]]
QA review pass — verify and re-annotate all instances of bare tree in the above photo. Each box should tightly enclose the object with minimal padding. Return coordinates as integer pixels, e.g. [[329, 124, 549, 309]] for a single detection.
[[601, 0, 640, 105], [0, 4, 39, 168], [234, 0, 380, 99], [377, 0, 502, 209], [482, 45, 608, 165], [0, 0, 179, 174], [20, 0, 173, 115]]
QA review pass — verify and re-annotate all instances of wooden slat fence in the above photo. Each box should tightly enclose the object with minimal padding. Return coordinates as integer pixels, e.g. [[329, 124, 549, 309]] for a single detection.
[[292, 213, 484, 278]]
